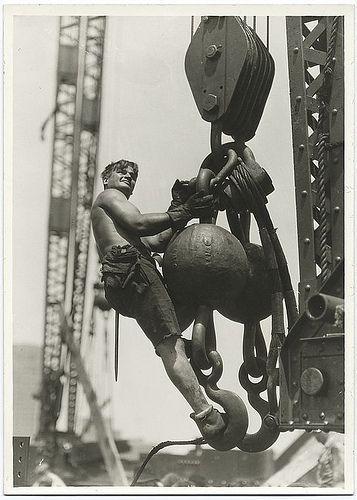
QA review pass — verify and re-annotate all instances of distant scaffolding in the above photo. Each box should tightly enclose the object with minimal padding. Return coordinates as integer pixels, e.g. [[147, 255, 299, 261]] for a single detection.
[[39, 16, 106, 456]]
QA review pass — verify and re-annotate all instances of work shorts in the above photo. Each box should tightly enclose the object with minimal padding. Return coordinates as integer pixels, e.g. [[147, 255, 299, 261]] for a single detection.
[[101, 244, 182, 350]]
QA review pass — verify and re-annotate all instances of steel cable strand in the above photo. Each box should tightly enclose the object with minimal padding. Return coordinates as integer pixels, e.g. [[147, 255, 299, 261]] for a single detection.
[[230, 169, 281, 408], [131, 437, 205, 486], [255, 322, 268, 361], [226, 171, 253, 245], [224, 169, 255, 246], [259, 226, 284, 409], [316, 16, 340, 283], [243, 323, 266, 378], [230, 169, 285, 354], [324, 17, 340, 82], [224, 165, 281, 449], [220, 169, 274, 448], [316, 104, 330, 283], [231, 166, 266, 226], [238, 164, 298, 328], [226, 208, 247, 245]]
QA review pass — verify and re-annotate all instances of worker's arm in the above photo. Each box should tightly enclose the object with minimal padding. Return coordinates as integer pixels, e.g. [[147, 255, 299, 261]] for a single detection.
[[97, 189, 214, 237], [142, 179, 196, 252], [143, 228, 174, 253], [97, 190, 172, 236]]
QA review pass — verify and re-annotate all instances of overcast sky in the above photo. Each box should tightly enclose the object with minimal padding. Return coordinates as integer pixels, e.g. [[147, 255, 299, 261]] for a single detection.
[[11, 12, 303, 453]]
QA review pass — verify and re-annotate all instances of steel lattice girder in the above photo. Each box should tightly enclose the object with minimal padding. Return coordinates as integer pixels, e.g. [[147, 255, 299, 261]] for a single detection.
[[286, 16, 344, 311], [40, 16, 106, 441], [279, 16, 344, 434]]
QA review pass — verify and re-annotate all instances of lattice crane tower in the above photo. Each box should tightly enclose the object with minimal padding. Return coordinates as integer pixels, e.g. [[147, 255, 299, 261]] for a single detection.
[[38, 16, 106, 455]]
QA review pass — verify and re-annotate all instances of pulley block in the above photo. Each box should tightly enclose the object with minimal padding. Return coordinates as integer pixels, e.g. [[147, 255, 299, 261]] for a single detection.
[[185, 16, 275, 141]]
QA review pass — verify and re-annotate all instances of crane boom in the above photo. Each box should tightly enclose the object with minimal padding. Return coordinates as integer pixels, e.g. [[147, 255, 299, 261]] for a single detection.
[[39, 15, 106, 458]]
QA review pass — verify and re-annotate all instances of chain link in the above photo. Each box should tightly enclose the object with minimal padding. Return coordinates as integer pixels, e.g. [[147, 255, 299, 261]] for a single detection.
[[186, 137, 290, 451]]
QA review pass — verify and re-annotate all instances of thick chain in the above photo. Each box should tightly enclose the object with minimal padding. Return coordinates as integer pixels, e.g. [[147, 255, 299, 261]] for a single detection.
[[190, 306, 249, 451], [215, 141, 293, 450], [187, 135, 296, 452], [188, 144, 249, 451]]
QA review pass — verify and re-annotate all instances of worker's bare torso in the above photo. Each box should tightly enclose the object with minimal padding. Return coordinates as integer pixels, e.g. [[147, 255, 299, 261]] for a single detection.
[[91, 190, 150, 260]]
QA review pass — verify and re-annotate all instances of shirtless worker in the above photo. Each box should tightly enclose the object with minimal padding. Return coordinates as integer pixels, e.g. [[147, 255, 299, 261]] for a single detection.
[[91, 159, 226, 441]]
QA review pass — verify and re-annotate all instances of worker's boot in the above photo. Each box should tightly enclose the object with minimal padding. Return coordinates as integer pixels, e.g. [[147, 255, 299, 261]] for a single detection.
[[190, 405, 226, 440]]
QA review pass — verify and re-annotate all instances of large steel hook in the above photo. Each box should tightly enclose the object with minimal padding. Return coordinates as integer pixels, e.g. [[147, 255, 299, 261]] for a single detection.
[[193, 351, 249, 451], [191, 305, 216, 371], [237, 358, 279, 452], [190, 146, 249, 450]]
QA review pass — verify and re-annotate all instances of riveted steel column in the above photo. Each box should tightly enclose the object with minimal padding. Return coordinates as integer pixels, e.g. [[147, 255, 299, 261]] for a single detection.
[[286, 17, 317, 311]]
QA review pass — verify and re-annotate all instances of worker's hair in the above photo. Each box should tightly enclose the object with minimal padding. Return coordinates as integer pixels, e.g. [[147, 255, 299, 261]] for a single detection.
[[101, 159, 138, 185]]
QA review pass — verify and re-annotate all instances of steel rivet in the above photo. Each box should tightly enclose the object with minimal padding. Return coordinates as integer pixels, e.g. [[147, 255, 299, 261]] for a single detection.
[[306, 420, 310, 425], [302, 413, 308, 420], [305, 284, 311, 291], [296, 95, 302, 102], [337, 413, 343, 420], [334, 206, 340, 213], [304, 238, 310, 245], [335, 256, 342, 263], [301, 190, 308, 197], [293, 47, 299, 53], [299, 144, 305, 151], [319, 412, 325, 420], [333, 156, 339, 164], [292, 381, 298, 388], [289, 420, 294, 426], [332, 108, 338, 115], [202, 16, 209, 22], [332, 56, 336, 63]]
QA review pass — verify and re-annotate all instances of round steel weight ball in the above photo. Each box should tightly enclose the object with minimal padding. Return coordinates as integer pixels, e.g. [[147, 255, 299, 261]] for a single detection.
[[219, 243, 272, 323], [163, 224, 249, 310]]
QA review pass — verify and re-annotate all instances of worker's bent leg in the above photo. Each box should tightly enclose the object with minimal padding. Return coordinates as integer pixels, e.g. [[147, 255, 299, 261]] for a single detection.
[[156, 336, 225, 439], [156, 335, 208, 413]]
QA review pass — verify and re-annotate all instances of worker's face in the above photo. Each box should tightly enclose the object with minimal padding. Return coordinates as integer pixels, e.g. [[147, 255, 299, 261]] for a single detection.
[[106, 166, 137, 198]]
